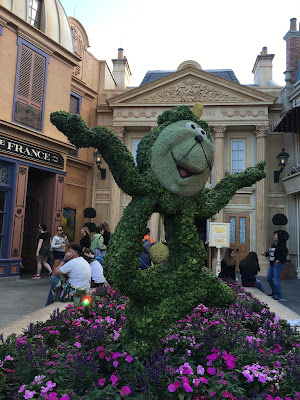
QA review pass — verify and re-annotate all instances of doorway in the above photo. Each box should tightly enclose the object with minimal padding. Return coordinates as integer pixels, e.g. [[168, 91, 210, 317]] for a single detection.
[[225, 213, 250, 270], [21, 168, 50, 274]]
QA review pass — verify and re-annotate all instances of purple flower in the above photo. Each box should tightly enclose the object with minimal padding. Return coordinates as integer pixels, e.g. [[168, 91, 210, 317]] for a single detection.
[[60, 395, 70, 400], [98, 378, 106, 387], [74, 342, 81, 348], [110, 374, 118, 385], [197, 365, 204, 375], [4, 355, 14, 361], [125, 355, 133, 363], [182, 376, 193, 392], [24, 390, 36, 399]]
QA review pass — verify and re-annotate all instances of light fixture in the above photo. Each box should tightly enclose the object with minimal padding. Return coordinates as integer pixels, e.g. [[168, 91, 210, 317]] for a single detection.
[[94, 150, 106, 180], [274, 148, 289, 183]]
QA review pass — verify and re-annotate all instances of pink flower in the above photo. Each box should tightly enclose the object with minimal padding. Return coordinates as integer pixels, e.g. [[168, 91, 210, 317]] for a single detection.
[[4, 355, 14, 361], [98, 378, 106, 387], [46, 381, 56, 389], [112, 352, 121, 359], [60, 395, 70, 400], [125, 355, 133, 363], [199, 377, 208, 384], [207, 367, 216, 375], [222, 391, 236, 400], [47, 393, 58, 400], [120, 386, 131, 397], [177, 362, 193, 375], [74, 342, 81, 348], [168, 380, 181, 392], [113, 361, 119, 368], [110, 374, 118, 385], [182, 376, 193, 393], [24, 390, 36, 399]]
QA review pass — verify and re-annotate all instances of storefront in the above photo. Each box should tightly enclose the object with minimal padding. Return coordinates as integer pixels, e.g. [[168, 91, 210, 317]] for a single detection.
[[0, 136, 65, 277]]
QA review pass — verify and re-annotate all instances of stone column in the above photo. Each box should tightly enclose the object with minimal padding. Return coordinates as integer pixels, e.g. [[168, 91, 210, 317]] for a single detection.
[[109, 126, 125, 231], [255, 125, 268, 271], [211, 126, 226, 222]]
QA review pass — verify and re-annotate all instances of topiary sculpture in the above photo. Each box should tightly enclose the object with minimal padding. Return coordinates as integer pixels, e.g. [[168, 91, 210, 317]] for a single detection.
[[51, 104, 266, 356]]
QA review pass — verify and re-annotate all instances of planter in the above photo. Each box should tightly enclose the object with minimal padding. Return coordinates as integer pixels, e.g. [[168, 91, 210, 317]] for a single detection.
[[282, 172, 300, 194], [280, 260, 296, 280]]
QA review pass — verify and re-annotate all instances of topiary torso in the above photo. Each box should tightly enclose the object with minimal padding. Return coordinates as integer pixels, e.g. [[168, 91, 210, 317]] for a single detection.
[[51, 105, 266, 356]]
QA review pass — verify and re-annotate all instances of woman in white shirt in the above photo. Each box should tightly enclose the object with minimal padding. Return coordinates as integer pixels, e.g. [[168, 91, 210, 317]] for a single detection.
[[51, 226, 68, 271]]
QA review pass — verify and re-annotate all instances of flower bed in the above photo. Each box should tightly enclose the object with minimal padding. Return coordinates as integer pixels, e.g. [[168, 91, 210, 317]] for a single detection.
[[0, 283, 299, 400]]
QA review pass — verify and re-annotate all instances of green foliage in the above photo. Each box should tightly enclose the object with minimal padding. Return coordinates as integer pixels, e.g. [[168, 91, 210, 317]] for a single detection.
[[83, 207, 97, 218], [272, 213, 288, 226], [51, 105, 266, 357]]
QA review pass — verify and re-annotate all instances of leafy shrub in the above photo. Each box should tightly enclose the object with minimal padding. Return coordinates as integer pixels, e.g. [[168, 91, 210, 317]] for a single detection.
[[83, 207, 96, 219]]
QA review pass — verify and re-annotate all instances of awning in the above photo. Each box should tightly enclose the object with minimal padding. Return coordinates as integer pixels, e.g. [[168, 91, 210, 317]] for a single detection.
[[271, 105, 300, 133]]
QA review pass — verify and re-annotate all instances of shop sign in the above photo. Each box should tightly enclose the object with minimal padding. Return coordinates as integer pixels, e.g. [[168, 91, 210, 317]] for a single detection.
[[0, 136, 64, 168], [209, 223, 230, 248]]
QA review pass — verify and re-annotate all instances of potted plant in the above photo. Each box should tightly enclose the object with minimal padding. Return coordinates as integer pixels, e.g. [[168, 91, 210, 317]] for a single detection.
[[271, 213, 294, 279]]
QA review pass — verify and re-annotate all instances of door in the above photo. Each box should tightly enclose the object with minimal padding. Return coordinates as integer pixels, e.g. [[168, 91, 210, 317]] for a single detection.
[[225, 214, 250, 270]]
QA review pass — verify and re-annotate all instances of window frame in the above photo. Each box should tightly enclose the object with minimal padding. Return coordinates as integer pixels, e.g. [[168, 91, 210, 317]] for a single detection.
[[68, 92, 82, 157], [231, 139, 245, 174], [12, 37, 50, 132], [28, 0, 43, 29]]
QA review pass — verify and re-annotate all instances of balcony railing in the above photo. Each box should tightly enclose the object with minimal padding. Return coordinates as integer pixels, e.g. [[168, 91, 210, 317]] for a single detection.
[[14, 101, 42, 131]]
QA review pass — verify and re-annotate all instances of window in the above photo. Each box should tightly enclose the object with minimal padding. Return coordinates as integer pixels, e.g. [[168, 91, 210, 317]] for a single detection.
[[28, 0, 42, 29], [133, 139, 140, 164], [231, 140, 245, 173], [13, 38, 49, 131], [68, 92, 82, 157]]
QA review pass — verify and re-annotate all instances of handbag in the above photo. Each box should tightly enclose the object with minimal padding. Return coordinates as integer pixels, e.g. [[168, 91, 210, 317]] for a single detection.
[[54, 280, 76, 302]]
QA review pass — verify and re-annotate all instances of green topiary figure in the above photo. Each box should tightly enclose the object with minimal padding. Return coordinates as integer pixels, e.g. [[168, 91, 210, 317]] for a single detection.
[[50, 104, 266, 356]]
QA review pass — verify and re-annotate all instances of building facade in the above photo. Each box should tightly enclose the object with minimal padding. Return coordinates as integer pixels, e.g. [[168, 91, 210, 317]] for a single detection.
[[0, 1, 97, 276]]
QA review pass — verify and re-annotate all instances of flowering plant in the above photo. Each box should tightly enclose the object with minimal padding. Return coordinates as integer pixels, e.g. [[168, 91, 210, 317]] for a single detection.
[[288, 164, 300, 176], [0, 284, 299, 399]]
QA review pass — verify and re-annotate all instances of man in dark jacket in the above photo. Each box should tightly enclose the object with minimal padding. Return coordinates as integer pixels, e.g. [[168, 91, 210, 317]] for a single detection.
[[262, 231, 288, 300]]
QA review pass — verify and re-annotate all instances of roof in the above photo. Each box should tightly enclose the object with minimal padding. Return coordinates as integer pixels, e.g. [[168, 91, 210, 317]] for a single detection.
[[271, 106, 300, 133], [140, 69, 240, 86]]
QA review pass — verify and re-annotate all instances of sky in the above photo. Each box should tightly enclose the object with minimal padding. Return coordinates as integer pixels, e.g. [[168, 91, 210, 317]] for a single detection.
[[60, 0, 299, 88]]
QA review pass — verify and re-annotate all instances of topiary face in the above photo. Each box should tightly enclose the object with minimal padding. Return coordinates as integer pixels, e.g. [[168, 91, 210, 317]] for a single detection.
[[151, 120, 214, 197]]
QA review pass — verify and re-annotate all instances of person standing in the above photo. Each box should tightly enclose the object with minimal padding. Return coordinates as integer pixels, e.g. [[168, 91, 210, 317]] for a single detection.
[[262, 231, 288, 300], [143, 227, 154, 244], [239, 251, 264, 292], [51, 226, 68, 271], [90, 226, 106, 258], [100, 220, 111, 246], [33, 223, 52, 279], [80, 226, 91, 251], [218, 248, 236, 281]]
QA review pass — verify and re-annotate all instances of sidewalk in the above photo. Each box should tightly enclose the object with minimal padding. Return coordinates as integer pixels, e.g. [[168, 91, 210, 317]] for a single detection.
[[0, 275, 299, 339]]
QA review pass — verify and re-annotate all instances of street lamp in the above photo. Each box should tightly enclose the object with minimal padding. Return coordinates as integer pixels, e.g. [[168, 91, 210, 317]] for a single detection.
[[274, 148, 289, 183], [94, 150, 106, 180]]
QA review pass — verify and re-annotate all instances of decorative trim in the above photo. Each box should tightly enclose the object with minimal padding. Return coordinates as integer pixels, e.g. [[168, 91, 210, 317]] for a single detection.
[[255, 125, 268, 138], [112, 126, 125, 138], [211, 126, 226, 139], [127, 77, 243, 104], [0, 154, 66, 175], [0, 25, 3, 36], [222, 110, 268, 118], [114, 111, 157, 119]]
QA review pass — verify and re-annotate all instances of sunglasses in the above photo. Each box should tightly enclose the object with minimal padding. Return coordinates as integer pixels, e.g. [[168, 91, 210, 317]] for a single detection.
[[57, 229, 63, 231]]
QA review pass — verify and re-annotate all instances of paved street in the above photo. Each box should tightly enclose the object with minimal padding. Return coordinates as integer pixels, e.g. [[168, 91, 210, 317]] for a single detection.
[[0, 274, 300, 335]]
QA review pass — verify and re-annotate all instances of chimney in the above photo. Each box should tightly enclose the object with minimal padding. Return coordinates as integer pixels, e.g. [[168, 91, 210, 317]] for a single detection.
[[283, 18, 300, 84], [112, 48, 131, 89], [252, 47, 275, 86]]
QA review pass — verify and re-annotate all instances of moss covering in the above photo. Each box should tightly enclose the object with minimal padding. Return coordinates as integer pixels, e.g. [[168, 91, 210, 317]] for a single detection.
[[50, 105, 266, 356]]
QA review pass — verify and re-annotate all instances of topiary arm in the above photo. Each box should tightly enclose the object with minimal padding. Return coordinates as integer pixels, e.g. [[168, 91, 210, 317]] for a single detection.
[[196, 161, 266, 219], [50, 111, 149, 196]]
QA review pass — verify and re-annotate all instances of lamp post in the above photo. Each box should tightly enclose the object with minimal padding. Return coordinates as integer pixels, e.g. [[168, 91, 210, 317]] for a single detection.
[[274, 148, 289, 183], [94, 150, 106, 180]]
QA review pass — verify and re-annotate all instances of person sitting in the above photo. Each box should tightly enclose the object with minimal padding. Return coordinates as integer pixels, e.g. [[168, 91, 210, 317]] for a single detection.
[[45, 244, 91, 306], [218, 248, 236, 281], [83, 248, 106, 287], [239, 251, 264, 292]]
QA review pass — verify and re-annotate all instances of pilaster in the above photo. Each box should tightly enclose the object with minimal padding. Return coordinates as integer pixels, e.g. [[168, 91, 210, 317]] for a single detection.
[[211, 126, 226, 222], [255, 125, 268, 269]]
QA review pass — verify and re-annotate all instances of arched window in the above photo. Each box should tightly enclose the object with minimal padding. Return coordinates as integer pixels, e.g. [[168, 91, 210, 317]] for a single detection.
[[28, 0, 42, 29]]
